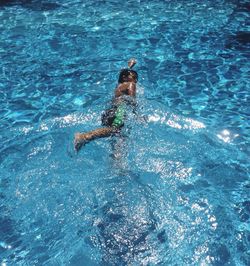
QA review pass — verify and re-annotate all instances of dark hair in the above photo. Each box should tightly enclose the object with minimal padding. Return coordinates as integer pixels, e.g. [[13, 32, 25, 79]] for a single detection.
[[118, 69, 138, 83]]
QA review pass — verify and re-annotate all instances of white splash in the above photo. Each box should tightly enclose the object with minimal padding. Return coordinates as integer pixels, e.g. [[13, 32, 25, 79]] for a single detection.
[[217, 129, 239, 143], [148, 112, 206, 130]]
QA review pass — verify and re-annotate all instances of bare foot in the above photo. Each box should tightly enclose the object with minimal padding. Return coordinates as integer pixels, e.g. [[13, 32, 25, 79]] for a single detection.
[[74, 133, 86, 152]]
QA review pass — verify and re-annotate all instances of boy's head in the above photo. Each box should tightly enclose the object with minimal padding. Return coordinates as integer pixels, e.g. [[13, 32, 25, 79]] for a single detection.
[[118, 69, 138, 83]]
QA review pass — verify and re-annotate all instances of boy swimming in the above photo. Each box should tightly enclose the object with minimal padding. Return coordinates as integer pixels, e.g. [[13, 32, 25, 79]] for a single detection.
[[74, 58, 138, 151]]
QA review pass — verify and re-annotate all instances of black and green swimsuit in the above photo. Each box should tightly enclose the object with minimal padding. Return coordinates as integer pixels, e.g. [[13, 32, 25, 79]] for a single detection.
[[101, 103, 126, 129], [101, 96, 136, 129]]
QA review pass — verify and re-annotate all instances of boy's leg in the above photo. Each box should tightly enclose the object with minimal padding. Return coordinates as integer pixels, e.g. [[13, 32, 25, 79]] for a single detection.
[[74, 127, 116, 151]]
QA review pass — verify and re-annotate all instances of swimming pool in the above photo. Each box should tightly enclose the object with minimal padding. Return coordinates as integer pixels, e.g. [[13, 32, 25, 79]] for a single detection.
[[0, 0, 249, 265]]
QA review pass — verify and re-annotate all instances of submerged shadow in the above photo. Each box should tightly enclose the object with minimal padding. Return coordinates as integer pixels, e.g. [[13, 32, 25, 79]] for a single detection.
[[224, 1, 250, 51], [0, 178, 21, 260], [0, 0, 62, 11], [225, 31, 250, 51], [235, 1, 250, 12], [82, 171, 167, 265]]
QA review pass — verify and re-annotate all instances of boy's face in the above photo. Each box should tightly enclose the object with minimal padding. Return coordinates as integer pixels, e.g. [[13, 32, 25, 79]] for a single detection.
[[127, 73, 137, 83], [119, 70, 138, 83]]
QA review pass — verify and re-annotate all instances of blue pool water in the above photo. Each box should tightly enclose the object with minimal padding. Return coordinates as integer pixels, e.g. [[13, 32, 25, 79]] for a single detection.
[[0, 0, 249, 265]]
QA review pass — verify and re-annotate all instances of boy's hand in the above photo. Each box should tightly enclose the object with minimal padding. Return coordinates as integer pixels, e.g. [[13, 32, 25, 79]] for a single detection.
[[128, 58, 137, 69]]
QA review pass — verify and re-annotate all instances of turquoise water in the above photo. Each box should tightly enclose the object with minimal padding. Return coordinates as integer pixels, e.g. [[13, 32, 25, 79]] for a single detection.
[[0, 0, 249, 265]]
